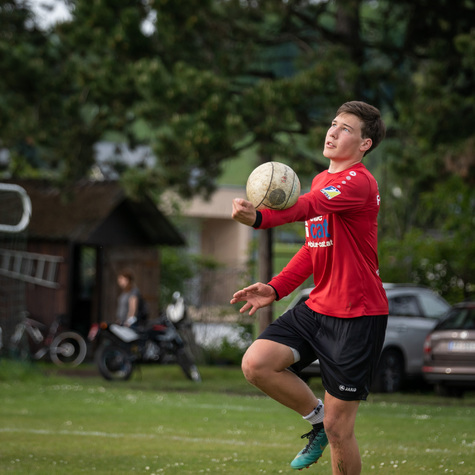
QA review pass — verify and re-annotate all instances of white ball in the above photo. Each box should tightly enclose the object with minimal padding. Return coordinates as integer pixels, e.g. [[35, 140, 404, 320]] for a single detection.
[[246, 161, 301, 210]]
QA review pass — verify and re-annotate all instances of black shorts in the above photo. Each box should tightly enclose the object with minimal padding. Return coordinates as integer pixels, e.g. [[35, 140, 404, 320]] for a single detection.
[[258, 303, 388, 401]]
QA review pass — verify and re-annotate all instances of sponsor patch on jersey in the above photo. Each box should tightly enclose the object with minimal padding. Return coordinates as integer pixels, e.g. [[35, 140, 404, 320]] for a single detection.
[[320, 186, 341, 199]]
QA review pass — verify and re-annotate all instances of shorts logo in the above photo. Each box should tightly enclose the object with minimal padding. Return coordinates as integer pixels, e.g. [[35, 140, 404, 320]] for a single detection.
[[320, 186, 341, 200], [339, 385, 357, 393]]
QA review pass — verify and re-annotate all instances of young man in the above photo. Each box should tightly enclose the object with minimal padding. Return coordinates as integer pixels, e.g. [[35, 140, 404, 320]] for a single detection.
[[230, 101, 389, 474]]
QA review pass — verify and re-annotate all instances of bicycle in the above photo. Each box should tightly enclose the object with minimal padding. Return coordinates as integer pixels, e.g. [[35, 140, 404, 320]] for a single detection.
[[10, 313, 87, 367]]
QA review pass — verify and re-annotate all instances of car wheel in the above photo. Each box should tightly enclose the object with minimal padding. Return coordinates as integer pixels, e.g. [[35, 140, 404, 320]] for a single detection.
[[372, 349, 404, 393]]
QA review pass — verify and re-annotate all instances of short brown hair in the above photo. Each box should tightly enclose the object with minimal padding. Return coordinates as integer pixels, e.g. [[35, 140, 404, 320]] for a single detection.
[[118, 268, 135, 282], [336, 101, 386, 156]]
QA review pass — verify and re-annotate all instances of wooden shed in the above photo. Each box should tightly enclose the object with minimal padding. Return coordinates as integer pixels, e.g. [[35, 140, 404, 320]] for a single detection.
[[0, 179, 185, 337]]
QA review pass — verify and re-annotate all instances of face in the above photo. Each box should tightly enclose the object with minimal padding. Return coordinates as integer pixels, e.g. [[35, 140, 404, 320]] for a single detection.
[[117, 275, 130, 290], [323, 113, 372, 161]]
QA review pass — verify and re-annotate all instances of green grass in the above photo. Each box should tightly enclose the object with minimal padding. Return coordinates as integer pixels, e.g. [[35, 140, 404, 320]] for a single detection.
[[0, 360, 474, 474]]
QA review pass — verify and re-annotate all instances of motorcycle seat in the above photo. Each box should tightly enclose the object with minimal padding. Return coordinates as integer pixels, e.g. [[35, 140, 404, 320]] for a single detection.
[[109, 324, 140, 342]]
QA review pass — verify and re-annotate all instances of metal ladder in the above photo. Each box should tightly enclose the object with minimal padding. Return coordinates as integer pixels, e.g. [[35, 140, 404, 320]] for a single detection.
[[0, 183, 63, 289], [0, 249, 63, 289]]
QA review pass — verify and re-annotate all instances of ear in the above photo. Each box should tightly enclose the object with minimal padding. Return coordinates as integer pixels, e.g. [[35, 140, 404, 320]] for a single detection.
[[360, 138, 372, 152]]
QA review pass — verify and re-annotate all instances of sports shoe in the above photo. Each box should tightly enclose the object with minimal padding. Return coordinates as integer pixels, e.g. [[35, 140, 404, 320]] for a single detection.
[[290, 425, 328, 470]]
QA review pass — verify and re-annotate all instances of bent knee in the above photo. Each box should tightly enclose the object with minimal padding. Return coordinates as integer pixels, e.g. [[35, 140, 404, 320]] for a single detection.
[[241, 348, 282, 385], [241, 351, 264, 384], [241, 340, 294, 385]]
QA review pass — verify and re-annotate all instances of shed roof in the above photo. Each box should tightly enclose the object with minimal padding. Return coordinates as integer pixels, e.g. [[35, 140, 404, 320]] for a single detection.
[[5, 180, 185, 246]]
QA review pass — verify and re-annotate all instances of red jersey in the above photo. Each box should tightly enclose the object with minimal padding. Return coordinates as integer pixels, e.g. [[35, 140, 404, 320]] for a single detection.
[[258, 162, 388, 318]]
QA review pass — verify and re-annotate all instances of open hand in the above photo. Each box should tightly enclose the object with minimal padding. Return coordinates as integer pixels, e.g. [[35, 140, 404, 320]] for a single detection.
[[230, 282, 276, 316]]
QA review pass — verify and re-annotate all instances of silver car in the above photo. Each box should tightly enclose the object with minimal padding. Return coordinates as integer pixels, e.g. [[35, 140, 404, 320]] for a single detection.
[[285, 283, 451, 393]]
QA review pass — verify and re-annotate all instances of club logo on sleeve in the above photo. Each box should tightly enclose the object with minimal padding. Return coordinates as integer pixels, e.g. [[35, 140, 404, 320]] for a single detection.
[[320, 186, 341, 200]]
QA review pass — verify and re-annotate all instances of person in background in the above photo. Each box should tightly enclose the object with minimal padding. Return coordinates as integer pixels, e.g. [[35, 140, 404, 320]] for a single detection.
[[116, 268, 142, 328]]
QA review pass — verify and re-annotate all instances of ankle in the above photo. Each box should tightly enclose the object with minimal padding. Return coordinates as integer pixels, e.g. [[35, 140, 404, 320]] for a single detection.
[[312, 422, 324, 431], [303, 399, 324, 426]]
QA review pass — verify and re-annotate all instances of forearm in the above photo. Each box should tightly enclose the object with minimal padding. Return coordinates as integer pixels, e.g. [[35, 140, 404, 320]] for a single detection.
[[268, 246, 313, 299]]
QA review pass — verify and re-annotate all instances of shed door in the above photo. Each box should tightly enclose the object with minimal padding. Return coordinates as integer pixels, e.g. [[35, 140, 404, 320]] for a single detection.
[[70, 245, 102, 335]]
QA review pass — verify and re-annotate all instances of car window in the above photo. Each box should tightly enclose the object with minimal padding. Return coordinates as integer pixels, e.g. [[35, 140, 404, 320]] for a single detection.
[[438, 308, 475, 330], [388, 295, 420, 317], [418, 293, 451, 319], [463, 309, 475, 329]]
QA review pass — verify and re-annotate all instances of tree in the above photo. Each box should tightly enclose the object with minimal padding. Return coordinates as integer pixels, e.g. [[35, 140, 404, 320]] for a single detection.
[[374, 0, 475, 299], [0, 0, 52, 174], [2, 0, 474, 300], [1, 0, 393, 193]]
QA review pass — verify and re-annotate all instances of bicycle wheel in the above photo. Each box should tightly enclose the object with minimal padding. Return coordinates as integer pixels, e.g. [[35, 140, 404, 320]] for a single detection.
[[49, 332, 87, 366]]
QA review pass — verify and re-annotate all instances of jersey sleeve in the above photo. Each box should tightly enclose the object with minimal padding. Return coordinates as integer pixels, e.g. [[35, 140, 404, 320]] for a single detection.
[[268, 245, 313, 299]]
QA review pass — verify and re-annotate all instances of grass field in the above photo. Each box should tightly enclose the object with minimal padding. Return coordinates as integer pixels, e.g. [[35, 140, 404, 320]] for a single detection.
[[0, 360, 474, 474]]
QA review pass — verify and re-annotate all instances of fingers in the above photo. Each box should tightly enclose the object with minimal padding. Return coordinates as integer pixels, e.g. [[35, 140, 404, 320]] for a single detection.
[[232, 197, 246, 208], [230, 290, 245, 303], [230, 294, 252, 306], [232, 198, 256, 226], [229, 294, 254, 314], [239, 301, 253, 314], [230, 288, 256, 315], [231, 198, 244, 215], [231, 284, 257, 300], [231, 198, 244, 220], [231, 282, 271, 315]]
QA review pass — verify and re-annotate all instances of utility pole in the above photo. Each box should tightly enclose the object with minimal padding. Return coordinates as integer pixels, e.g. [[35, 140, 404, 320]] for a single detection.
[[258, 227, 273, 334]]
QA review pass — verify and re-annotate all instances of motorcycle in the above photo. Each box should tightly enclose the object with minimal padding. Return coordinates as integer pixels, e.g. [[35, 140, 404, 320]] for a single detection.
[[88, 295, 201, 382]]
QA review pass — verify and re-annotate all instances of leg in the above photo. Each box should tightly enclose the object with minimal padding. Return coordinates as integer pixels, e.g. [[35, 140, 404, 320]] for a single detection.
[[241, 339, 319, 416], [323, 391, 361, 475], [241, 318, 328, 470]]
